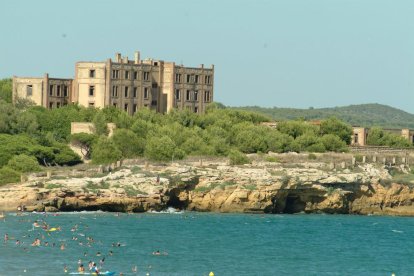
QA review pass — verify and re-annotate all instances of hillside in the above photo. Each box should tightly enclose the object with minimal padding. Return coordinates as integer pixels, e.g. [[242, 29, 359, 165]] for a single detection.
[[231, 104, 414, 129]]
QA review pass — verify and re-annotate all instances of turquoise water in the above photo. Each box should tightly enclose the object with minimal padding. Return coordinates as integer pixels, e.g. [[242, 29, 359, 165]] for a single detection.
[[0, 212, 413, 276]]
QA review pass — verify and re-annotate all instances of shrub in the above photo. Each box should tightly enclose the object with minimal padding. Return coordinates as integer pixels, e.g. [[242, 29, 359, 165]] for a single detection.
[[265, 156, 279, 162], [91, 137, 122, 165], [308, 153, 317, 160], [228, 150, 250, 165], [0, 166, 20, 185], [144, 136, 185, 162], [7, 154, 40, 173]]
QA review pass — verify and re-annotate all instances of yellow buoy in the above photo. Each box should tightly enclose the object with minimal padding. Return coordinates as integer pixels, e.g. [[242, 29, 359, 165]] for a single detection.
[[209, 272, 215, 276]]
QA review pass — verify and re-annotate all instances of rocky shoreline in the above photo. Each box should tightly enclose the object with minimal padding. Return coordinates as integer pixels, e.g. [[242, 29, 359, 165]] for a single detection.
[[1, 154, 414, 216]]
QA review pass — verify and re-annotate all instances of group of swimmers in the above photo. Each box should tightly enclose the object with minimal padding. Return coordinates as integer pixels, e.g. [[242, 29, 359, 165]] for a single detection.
[[2, 213, 165, 275]]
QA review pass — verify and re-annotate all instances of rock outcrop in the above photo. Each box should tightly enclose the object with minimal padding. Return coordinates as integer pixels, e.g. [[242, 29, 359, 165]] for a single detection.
[[1, 159, 414, 216]]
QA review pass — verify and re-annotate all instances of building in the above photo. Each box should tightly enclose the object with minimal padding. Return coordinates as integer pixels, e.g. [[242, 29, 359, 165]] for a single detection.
[[13, 51, 214, 114]]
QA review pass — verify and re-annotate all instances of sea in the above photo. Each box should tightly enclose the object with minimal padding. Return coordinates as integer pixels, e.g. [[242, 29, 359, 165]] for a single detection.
[[0, 210, 413, 276]]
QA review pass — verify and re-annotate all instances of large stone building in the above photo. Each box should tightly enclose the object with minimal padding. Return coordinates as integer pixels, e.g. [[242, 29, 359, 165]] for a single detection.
[[13, 51, 214, 114]]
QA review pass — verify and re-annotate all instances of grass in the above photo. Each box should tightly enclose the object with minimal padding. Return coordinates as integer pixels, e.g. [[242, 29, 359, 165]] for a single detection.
[[130, 166, 142, 174], [243, 184, 257, 191], [45, 183, 63, 189], [85, 180, 110, 190], [265, 156, 279, 163], [392, 173, 414, 186], [124, 186, 148, 196]]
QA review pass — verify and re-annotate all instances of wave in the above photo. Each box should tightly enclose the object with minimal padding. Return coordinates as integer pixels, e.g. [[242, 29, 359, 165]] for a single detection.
[[147, 207, 184, 214]]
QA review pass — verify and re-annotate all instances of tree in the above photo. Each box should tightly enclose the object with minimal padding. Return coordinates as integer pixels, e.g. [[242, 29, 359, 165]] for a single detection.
[[111, 129, 145, 158], [0, 79, 12, 103], [92, 112, 108, 136], [320, 134, 348, 152], [144, 136, 185, 161], [277, 120, 318, 139], [91, 137, 122, 165], [71, 133, 97, 159], [320, 117, 353, 144]]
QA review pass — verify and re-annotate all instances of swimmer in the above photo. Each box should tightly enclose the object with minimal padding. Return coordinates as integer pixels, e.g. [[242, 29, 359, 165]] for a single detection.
[[4, 233, 8, 243], [152, 250, 161, 255], [78, 264, 85, 273], [60, 243, 65, 250], [132, 265, 137, 272]]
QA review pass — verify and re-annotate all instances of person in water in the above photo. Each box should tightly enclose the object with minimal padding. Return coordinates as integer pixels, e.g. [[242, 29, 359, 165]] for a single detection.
[[78, 264, 85, 273], [90, 262, 99, 274]]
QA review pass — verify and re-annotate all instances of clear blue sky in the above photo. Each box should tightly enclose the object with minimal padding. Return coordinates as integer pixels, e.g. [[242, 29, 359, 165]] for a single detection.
[[2, 0, 414, 112]]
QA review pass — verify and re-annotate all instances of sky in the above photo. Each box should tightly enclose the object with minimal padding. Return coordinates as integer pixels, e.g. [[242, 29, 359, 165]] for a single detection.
[[2, 0, 414, 113]]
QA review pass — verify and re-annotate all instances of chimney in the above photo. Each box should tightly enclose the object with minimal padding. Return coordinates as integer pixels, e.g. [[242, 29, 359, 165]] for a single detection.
[[115, 53, 121, 63], [122, 56, 128, 64], [200, 64, 204, 69], [134, 51, 140, 64]]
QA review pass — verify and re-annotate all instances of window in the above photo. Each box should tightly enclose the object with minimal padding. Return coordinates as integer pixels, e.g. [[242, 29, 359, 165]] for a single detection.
[[204, 91, 211, 102], [186, 74, 191, 83], [194, 90, 198, 101], [63, 86, 68, 97], [133, 104, 137, 114], [124, 87, 129, 98], [175, 89, 180, 100], [112, 86, 118, 97], [205, 75, 211, 84], [57, 86, 61, 97], [154, 62, 158, 66], [133, 71, 138, 80], [26, 85, 32, 96], [113, 103, 117, 108], [49, 102, 53, 108], [143, 72, 150, 81], [89, 86, 95, 96], [144, 87, 149, 99], [175, 73, 181, 83], [112, 70, 119, 79], [124, 103, 128, 112], [56, 102, 61, 108], [89, 102, 95, 107], [152, 83, 157, 88], [133, 87, 137, 98], [90, 69, 95, 78], [49, 85, 54, 96], [195, 75, 199, 83], [186, 90, 191, 101], [151, 100, 157, 106], [125, 71, 129, 79], [194, 106, 198, 113]]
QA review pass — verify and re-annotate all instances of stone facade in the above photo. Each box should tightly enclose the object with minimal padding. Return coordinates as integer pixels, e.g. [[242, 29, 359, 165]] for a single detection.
[[12, 74, 72, 108], [13, 51, 214, 114]]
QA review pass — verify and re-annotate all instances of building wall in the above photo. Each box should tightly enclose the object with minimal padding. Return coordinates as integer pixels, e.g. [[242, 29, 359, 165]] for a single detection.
[[12, 77, 45, 106], [13, 51, 214, 114]]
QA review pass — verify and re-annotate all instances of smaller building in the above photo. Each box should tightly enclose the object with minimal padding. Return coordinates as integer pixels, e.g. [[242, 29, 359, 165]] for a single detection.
[[13, 74, 73, 108]]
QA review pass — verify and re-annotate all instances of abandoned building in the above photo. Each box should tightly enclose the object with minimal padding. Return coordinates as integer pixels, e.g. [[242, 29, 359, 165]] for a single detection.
[[12, 51, 214, 114]]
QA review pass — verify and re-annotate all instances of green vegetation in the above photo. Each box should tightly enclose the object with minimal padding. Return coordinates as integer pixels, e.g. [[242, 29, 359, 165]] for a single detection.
[[45, 183, 63, 189], [233, 103, 414, 129], [228, 150, 250, 165], [366, 127, 412, 148]]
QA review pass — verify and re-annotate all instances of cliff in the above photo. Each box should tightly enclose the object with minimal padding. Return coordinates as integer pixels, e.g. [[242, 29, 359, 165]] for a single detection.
[[1, 156, 414, 216]]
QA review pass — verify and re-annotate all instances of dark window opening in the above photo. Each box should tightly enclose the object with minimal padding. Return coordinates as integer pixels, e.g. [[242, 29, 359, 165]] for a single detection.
[[133, 87, 137, 98], [175, 89, 180, 100], [124, 87, 129, 98], [56, 102, 61, 108], [89, 86, 95, 96], [89, 102, 95, 107], [151, 100, 157, 106], [63, 86, 68, 97], [26, 85, 32, 96], [49, 85, 54, 96], [49, 102, 53, 108], [152, 83, 157, 88], [194, 91, 198, 101], [133, 71, 138, 80], [195, 75, 199, 83], [186, 75, 191, 83], [186, 90, 191, 101], [57, 86, 61, 97], [124, 103, 128, 112], [194, 106, 198, 113], [144, 87, 149, 99], [133, 104, 137, 114], [125, 71, 129, 79], [90, 69, 96, 78], [143, 72, 150, 81]]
